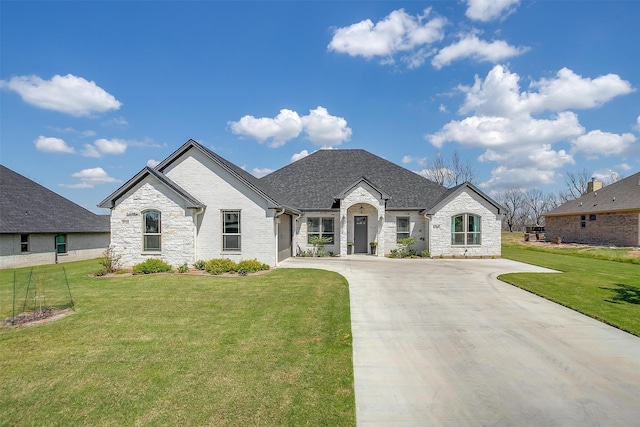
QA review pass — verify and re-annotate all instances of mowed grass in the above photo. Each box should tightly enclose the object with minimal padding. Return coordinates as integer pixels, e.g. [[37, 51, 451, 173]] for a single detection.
[[0, 260, 355, 426], [500, 232, 640, 336]]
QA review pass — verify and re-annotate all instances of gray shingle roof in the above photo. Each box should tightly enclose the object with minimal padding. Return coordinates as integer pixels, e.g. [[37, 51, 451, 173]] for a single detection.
[[545, 171, 640, 216], [0, 165, 110, 234], [259, 149, 449, 209]]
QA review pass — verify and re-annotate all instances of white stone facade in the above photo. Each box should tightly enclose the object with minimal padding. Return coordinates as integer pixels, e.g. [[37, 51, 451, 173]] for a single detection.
[[109, 148, 278, 268], [428, 189, 502, 257]]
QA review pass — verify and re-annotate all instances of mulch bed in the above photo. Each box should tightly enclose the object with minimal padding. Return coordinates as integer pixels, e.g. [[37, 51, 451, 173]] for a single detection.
[[2, 308, 74, 328]]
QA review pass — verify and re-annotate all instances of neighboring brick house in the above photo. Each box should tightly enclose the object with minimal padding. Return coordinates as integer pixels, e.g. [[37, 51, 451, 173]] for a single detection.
[[544, 172, 640, 247], [99, 139, 504, 268], [0, 165, 110, 269]]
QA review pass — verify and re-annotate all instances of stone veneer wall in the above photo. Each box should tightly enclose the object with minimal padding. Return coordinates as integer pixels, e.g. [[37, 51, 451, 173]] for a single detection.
[[110, 177, 196, 268], [429, 189, 502, 257], [545, 212, 640, 247]]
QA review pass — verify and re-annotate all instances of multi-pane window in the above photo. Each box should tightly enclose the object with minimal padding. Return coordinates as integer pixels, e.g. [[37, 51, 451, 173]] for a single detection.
[[580, 215, 586, 228], [21, 234, 29, 252], [307, 217, 334, 244], [55, 234, 67, 254], [223, 210, 241, 251], [451, 214, 481, 246], [589, 214, 596, 221], [143, 210, 161, 251], [396, 217, 410, 242]]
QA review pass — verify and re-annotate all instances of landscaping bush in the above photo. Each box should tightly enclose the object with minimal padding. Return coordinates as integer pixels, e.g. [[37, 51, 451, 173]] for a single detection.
[[132, 258, 172, 275], [205, 258, 237, 275], [193, 260, 206, 271], [421, 250, 430, 258], [236, 259, 270, 275], [177, 263, 189, 273], [96, 247, 122, 276]]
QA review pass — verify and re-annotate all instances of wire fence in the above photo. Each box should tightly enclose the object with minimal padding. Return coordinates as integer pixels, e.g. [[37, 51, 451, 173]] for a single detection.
[[1, 266, 74, 326]]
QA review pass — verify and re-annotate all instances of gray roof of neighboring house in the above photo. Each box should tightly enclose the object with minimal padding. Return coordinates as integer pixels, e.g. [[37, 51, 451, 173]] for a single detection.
[[545, 171, 640, 216], [0, 165, 110, 234], [260, 149, 450, 210]]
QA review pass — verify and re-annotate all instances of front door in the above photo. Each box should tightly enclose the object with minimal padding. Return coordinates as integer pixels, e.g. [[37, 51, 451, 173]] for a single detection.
[[354, 216, 368, 253]]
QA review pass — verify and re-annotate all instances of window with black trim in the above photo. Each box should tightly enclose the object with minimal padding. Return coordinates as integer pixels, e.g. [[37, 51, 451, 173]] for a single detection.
[[307, 217, 334, 244], [56, 234, 67, 254], [396, 217, 410, 242], [143, 210, 161, 251], [589, 214, 596, 221], [21, 234, 29, 253], [451, 214, 481, 246], [223, 210, 241, 251], [580, 215, 586, 228]]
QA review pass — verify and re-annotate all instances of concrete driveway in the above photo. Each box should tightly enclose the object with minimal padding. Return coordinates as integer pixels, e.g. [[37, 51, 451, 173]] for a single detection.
[[280, 256, 640, 426]]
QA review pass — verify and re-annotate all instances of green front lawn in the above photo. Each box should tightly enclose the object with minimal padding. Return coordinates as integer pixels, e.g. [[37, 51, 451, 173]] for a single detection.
[[500, 233, 640, 336], [0, 261, 355, 426]]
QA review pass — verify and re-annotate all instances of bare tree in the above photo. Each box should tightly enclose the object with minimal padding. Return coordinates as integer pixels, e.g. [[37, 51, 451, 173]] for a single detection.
[[564, 168, 592, 200], [524, 188, 548, 226], [423, 152, 452, 186], [450, 150, 478, 186], [423, 150, 478, 188], [497, 187, 527, 232]]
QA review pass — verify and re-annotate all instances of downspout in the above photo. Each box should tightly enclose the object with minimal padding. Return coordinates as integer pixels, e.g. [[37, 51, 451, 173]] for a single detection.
[[274, 208, 286, 267], [192, 207, 204, 264]]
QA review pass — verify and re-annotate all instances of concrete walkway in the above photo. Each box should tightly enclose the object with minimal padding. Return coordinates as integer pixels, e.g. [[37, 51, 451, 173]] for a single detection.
[[280, 256, 640, 426]]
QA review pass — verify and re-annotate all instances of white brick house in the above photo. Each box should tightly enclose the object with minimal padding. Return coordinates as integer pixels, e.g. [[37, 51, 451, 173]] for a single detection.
[[99, 139, 503, 267]]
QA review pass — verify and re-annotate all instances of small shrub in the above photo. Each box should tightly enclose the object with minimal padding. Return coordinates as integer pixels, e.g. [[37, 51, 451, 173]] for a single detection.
[[205, 258, 237, 275], [193, 260, 206, 270], [309, 235, 332, 257], [236, 259, 269, 274], [421, 250, 430, 258], [389, 249, 399, 258], [97, 247, 122, 275], [177, 263, 189, 273], [132, 258, 172, 275]]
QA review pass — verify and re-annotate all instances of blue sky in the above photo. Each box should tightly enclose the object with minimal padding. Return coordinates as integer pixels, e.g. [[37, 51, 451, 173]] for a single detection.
[[1, 0, 639, 213]]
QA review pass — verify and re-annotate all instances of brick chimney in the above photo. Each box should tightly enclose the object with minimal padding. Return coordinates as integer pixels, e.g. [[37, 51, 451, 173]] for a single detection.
[[587, 177, 602, 193]]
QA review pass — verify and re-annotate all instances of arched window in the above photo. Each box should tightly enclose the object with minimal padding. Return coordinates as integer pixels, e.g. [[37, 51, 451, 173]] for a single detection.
[[143, 210, 161, 251], [451, 213, 481, 246]]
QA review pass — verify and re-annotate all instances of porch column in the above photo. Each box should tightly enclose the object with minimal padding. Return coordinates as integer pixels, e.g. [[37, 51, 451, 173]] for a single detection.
[[340, 204, 348, 256]]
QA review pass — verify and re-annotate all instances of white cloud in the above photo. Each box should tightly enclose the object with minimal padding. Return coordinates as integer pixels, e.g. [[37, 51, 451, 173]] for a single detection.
[[229, 106, 351, 148], [328, 8, 446, 63], [0, 74, 121, 116], [80, 138, 127, 158], [65, 167, 120, 188], [459, 65, 635, 116], [618, 163, 632, 171], [402, 155, 427, 167], [34, 136, 76, 154], [50, 127, 96, 137], [439, 104, 448, 113], [228, 109, 302, 147], [402, 155, 413, 164], [633, 115, 640, 132], [426, 64, 635, 189], [572, 131, 636, 158], [301, 106, 352, 147], [432, 34, 527, 69], [103, 116, 128, 126], [465, 0, 520, 22], [429, 112, 584, 149], [94, 138, 127, 154], [592, 168, 621, 185], [291, 150, 310, 162], [251, 167, 274, 178], [147, 159, 160, 168], [80, 144, 101, 158]]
